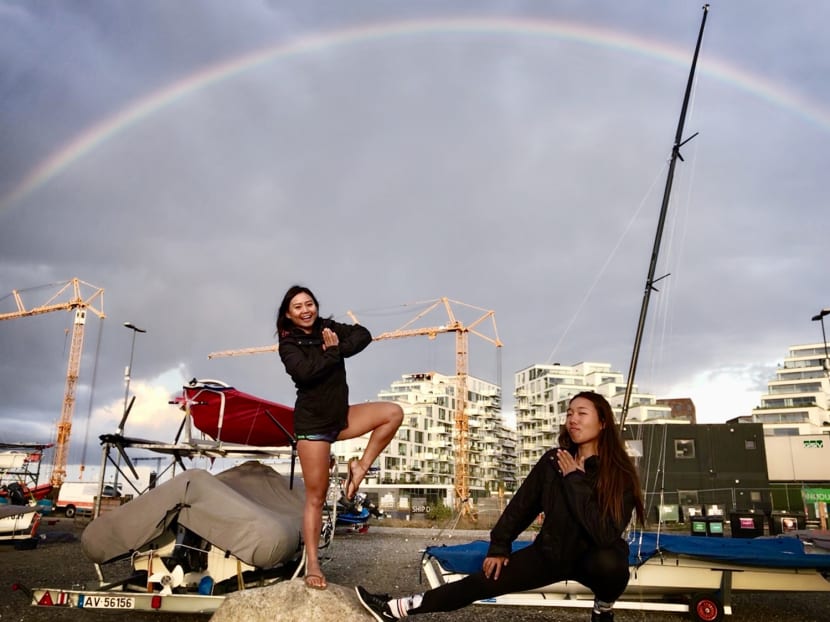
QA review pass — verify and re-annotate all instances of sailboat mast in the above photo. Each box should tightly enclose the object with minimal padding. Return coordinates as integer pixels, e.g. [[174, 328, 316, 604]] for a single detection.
[[620, 4, 709, 427]]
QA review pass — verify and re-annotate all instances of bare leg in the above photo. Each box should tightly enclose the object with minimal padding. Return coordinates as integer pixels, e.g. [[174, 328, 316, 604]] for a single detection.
[[338, 401, 403, 497], [297, 439, 331, 589]]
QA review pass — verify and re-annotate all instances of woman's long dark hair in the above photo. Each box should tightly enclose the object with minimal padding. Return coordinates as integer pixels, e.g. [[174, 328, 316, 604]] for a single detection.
[[276, 285, 319, 337], [557, 391, 645, 527]]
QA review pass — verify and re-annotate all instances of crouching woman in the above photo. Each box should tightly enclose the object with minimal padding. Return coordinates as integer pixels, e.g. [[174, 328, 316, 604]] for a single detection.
[[357, 391, 645, 622]]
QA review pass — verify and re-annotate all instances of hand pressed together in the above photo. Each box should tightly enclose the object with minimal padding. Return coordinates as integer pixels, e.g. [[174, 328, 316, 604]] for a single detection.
[[556, 449, 586, 476], [321, 327, 339, 351]]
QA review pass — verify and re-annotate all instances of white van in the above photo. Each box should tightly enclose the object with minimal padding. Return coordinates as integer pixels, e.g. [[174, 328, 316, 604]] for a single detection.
[[56, 481, 121, 518]]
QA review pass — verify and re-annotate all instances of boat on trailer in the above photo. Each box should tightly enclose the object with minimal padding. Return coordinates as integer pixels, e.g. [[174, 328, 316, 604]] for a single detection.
[[1, 442, 54, 505], [421, 530, 830, 621], [15, 378, 344, 614]]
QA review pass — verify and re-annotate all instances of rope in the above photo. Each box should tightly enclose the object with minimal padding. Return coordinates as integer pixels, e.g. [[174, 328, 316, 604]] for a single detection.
[[545, 162, 668, 364]]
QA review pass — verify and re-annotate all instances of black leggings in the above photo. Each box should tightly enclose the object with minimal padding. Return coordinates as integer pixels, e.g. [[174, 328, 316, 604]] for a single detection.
[[414, 543, 629, 614]]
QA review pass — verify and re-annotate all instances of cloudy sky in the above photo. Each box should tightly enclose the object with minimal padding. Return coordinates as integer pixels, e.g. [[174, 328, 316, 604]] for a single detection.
[[1, 1, 828, 477]]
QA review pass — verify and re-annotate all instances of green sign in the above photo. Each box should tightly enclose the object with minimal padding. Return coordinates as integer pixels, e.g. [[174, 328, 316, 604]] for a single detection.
[[802, 488, 830, 503], [803, 439, 824, 448]]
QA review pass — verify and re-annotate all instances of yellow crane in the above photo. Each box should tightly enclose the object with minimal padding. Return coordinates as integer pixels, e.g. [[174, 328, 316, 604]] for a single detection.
[[0, 278, 105, 487], [208, 297, 503, 513]]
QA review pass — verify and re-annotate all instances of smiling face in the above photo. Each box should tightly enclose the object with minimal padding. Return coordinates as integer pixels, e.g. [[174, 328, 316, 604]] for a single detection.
[[565, 396, 605, 454], [285, 291, 318, 333]]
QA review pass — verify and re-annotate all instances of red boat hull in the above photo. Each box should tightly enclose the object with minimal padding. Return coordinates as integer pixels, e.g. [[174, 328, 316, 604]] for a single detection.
[[0, 483, 53, 502], [183, 381, 295, 447]]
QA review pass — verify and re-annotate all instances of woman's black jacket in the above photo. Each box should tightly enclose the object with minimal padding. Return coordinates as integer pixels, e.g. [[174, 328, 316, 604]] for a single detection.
[[278, 318, 372, 435], [487, 449, 634, 564]]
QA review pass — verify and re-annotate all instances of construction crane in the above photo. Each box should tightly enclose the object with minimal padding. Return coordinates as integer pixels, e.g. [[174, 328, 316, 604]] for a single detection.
[[208, 344, 277, 358], [366, 298, 502, 514], [0, 278, 105, 488], [208, 297, 503, 514]]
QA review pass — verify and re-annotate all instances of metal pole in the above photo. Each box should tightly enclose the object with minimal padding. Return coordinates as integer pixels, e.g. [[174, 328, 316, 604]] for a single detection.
[[122, 322, 146, 417], [620, 5, 709, 427], [811, 309, 830, 372], [114, 322, 145, 491]]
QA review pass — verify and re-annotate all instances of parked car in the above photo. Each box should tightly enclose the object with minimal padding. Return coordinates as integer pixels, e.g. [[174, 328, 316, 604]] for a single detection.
[[55, 482, 121, 518]]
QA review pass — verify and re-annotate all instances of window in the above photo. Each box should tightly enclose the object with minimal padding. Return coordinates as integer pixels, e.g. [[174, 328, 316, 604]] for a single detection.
[[745, 439, 756, 450], [674, 439, 696, 459]]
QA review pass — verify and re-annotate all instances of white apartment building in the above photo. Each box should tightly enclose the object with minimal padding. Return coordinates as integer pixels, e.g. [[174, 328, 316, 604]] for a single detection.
[[746, 343, 830, 435], [333, 372, 517, 507], [513, 361, 689, 479]]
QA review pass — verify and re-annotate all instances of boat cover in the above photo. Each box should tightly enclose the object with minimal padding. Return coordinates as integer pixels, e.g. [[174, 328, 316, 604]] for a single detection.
[[81, 461, 304, 568], [425, 531, 830, 574], [182, 381, 295, 447]]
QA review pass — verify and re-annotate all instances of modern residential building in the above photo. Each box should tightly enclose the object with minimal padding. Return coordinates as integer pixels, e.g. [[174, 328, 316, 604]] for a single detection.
[[743, 343, 830, 435], [513, 361, 692, 479], [333, 371, 516, 511], [732, 342, 830, 527]]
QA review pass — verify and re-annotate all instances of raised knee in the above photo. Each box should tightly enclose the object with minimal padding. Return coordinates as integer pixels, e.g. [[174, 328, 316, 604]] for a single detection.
[[390, 404, 404, 426]]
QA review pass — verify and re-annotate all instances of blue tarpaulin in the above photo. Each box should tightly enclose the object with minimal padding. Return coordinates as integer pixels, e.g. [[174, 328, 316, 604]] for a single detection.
[[424, 531, 830, 574]]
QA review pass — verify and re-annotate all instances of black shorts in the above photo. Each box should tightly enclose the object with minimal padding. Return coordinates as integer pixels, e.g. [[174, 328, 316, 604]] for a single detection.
[[296, 427, 342, 443]]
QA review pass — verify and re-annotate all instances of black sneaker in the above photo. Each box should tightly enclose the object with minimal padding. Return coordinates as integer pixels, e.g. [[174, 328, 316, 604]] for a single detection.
[[355, 585, 396, 621], [591, 611, 614, 622]]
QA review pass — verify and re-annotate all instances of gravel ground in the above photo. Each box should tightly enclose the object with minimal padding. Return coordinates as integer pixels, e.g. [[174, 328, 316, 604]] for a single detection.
[[2, 517, 829, 621]]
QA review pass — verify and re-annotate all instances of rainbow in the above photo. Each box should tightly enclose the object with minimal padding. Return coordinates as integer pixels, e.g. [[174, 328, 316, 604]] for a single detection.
[[3, 16, 828, 212]]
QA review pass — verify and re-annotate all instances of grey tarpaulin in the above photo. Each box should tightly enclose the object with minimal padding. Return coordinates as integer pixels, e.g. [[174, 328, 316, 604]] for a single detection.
[[81, 461, 304, 568]]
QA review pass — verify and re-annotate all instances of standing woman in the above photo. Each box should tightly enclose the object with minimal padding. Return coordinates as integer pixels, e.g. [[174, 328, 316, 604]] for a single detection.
[[357, 391, 645, 622], [277, 285, 403, 590]]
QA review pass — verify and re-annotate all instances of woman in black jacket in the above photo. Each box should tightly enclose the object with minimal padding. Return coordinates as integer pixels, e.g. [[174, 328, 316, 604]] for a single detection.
[[356, 391, 645, 622], [277, 285, 403, 590]]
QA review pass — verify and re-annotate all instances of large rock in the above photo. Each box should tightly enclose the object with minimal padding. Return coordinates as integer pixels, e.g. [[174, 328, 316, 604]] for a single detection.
[[209, 579, 373, 622]]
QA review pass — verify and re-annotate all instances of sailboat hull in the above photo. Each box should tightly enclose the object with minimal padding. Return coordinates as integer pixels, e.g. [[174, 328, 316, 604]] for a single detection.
[[421, 533, 830, 619]]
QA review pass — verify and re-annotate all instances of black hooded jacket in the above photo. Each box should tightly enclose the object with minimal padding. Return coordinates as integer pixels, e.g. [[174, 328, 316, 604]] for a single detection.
[[487, 449, 634, 566], [278, 318, 372, 435]]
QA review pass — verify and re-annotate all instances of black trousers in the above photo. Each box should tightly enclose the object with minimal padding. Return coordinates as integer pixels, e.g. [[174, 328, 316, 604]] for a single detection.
[[413, 543, 630, 614]]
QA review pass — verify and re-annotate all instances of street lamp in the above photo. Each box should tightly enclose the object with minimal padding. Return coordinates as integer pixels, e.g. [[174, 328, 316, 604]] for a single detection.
[[122, 322, 147, 420], [114, 322, 146, 493], [811, 309, 830, 372]]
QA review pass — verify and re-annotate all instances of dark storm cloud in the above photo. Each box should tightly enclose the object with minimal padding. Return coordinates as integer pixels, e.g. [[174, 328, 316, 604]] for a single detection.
[[1, 1, 829, 472]]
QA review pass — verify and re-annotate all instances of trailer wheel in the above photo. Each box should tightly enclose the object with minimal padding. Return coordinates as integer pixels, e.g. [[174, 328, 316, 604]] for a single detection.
[[690, 593, 723, 622], [64, 505, 76, 518]]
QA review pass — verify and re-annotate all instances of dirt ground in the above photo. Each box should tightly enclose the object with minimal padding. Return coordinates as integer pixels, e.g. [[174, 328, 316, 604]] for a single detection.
[[2, 515, 829, 621]]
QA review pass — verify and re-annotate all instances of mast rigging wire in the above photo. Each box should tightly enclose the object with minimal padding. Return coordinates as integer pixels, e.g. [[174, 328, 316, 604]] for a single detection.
[[545, 162, 668, 365]]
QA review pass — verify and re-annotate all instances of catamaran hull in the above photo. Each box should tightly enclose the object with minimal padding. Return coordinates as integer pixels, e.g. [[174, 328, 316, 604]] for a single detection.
[[421, 535, 830, 621]]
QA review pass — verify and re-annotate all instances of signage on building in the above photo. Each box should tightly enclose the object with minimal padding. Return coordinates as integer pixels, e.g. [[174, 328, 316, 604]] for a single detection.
[[802, 488, 830, 503], [802, 439, 824, 449], [411, 497, 430, 515]]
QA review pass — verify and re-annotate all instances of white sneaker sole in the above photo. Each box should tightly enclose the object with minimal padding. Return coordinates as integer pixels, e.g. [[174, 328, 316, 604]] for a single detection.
[[354, 586, 387, 622]]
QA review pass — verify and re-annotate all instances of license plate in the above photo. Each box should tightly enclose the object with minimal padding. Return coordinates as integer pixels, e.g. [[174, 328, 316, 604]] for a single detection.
[[80, 594, 135, 609]]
